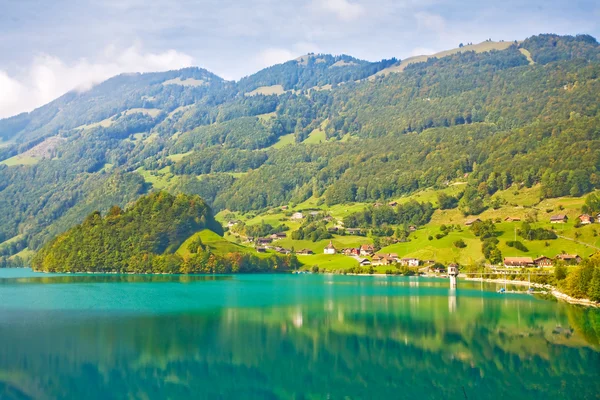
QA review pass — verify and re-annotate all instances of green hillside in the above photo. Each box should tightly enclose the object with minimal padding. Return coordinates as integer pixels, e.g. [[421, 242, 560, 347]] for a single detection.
[[216, 185, 600, 271], [0, 33, 599, 265]]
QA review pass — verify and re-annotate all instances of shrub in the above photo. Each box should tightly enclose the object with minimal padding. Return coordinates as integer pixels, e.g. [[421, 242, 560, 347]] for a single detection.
[[453, 239, 467, 248], [506, 241, 529, 252]]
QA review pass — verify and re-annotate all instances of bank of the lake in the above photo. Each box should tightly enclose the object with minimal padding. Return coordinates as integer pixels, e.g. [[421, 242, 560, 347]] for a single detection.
[[463, 277, 600, 308]]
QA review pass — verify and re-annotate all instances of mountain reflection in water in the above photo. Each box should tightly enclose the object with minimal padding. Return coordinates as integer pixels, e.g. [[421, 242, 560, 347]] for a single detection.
[[0, 272, 598, 399]]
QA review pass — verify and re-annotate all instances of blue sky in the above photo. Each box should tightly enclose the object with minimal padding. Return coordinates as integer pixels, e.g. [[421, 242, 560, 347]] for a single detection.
[[1, 0, 599, 118]]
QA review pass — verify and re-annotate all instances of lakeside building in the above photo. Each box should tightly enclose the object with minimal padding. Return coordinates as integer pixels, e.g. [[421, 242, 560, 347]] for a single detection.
[[324, 241, 337, 255]]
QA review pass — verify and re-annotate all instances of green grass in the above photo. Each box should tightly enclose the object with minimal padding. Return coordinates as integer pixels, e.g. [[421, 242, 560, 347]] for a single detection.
[[167, 151, 194, 162], [0, 155, 40, 166], [519, 48, 535, 64], [136, 167, 177, 190], [100, 163, 114, 173], [177, 230, 251, 257], [373, 40, 516, 77], [215, 185, 600, 270], [303, 127, 327, 144], [10, 248, 35, 261], [271, 133, 295, 149], [0, 235, 24, 248], [125, 108, 162, 118], [257, 112, 277, 122], [297, 254, 360, 271], [245, 85, 285, 96]]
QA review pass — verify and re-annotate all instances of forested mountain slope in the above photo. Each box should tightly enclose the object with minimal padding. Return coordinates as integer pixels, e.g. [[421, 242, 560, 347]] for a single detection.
[[1, 34, 599, 259]]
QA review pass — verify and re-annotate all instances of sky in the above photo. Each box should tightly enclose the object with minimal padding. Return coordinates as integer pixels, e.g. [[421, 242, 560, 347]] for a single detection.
[[1, 0, 599, 118]]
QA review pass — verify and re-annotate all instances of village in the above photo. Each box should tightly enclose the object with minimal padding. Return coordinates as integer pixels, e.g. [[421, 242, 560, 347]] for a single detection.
[[226, 207, 599, 271]]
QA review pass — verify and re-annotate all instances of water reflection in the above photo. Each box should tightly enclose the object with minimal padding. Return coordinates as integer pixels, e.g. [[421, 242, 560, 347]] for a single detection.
[[0, 274, 599, 399]]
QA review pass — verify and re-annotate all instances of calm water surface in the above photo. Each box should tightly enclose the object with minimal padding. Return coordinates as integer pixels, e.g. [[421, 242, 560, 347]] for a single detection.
[[0, 268, 599, 399]]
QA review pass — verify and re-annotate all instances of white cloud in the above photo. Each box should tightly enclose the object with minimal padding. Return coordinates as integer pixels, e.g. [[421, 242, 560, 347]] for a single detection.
[[255, 48, 296, 69], [313, 0, 364, 21], [0, 45, 194, 119], [415, 12, 446, 33], [253, 42, 320, 71]]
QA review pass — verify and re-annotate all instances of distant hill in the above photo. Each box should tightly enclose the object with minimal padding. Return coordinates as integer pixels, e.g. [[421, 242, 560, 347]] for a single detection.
[[1, 33, 600, 260], [372, 40, 517, 77]]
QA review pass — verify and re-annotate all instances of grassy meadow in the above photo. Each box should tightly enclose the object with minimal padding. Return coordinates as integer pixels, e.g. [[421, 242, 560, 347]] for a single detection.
[[214, 184, 600, 271]]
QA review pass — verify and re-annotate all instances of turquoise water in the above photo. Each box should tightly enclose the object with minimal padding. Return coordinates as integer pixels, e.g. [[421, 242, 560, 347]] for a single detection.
[[0, 269, 598, 399]]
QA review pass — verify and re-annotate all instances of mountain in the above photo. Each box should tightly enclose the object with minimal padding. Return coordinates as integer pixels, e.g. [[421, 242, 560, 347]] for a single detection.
[[1, 34, 600, 260]]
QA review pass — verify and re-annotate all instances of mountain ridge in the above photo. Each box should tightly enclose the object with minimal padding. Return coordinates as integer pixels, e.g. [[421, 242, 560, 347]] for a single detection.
[[0, 33, 599, 260]]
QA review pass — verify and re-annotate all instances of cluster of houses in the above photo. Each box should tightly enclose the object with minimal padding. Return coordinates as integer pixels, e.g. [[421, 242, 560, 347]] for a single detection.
[[253, 233, 290, 254], [323, 242, 422, 267], [503, 254, 582, 268]]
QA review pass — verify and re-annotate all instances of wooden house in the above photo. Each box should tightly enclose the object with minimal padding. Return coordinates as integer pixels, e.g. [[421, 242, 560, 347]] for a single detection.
[[503, 257, 534, 267], [534, 256, 553, 267], [400, 258, 420, 267], [555, 254, 582, 264], [360, 244, 375, 256], [550, 214, 568, 223], [297, 249, 314, 256]]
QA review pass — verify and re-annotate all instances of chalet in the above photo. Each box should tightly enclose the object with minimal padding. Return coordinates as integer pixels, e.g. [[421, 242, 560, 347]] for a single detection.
[[550, 214, 568, 224], [372, 254, 394, 266], [400, 258, 420, 267], [359, 258, 372, 266], [360, 244, 375, 256], [578, 214, 594, 225], [503, 257, 534, 268], [504, 217, 521, 222], [291, 212, 304, 220], [432, 265, 446, 274], [256, 247, 267, 253], [297, 249, 314, 256], [346, 228, 363, 235], [465, 218, 482, 226], [274, 232, 287, 239], [387, 253, 400, 262], [245, 237, 255, 243], [281, 205, 289, 210], [534, 256, 553, 267], [350, 248, 361, 256], [374, 202, 384, 208], [371, 254, 384, 264], [341, 248, 355, 256], [227, 220, 241, 228], [256, 238, 273, 245], [409, 225, 417, 232], [328, 227, 339, 233], [555, 254, 582, 264], [324, 241, 337, 255], [277, 248, 291, 255], [388, 201, 398, 207]]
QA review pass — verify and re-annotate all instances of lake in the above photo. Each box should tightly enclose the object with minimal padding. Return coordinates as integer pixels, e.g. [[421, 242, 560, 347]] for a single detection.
[[0, 269, 598, 399]]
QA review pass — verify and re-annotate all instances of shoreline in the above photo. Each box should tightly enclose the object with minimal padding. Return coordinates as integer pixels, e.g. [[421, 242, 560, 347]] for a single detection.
[[19, 268, 600, 308], [464, 277, 600, 308]]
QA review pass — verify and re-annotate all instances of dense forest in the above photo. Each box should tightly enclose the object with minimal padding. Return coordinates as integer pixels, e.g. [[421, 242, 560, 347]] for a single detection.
[[32, 192, 298, 273], [1, 34, 600, 258]]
